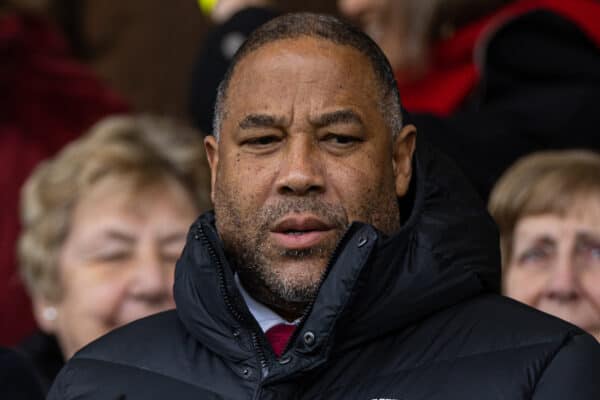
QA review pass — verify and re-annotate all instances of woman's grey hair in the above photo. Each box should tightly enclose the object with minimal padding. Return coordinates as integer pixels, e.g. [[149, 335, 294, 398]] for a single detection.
[[489, 149, 600, 267]]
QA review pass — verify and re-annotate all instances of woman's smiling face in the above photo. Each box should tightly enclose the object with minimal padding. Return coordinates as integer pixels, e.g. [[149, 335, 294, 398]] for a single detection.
[[38, 176, 198, 358]]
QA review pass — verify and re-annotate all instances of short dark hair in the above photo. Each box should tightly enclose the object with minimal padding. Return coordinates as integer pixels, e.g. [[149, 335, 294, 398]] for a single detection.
[[212, 12, 403, 140]]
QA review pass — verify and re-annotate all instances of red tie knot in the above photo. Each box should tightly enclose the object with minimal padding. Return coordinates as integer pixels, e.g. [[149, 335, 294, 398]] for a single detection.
[[265, 324, 296, 357]]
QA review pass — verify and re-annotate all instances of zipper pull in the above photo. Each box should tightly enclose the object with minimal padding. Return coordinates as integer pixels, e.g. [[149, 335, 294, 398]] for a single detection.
[[261, 365, 270, 380]]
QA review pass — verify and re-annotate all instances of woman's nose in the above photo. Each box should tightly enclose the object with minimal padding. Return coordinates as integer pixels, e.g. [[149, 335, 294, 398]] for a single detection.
[[544, 257, 580, 302], [128, 249, 171, 303]]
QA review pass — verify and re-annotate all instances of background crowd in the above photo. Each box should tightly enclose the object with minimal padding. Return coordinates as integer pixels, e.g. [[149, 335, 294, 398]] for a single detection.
[[1, 0, 599, 396]]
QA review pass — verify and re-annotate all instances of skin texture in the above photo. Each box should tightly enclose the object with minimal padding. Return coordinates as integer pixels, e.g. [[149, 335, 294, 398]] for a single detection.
[[205, 37, 416, 320], [34, 176, 198, 358], [505, 201, 600, 341]]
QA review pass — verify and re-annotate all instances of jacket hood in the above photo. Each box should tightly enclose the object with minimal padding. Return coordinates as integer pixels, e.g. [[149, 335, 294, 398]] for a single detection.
[[174, 134, 501, 360]]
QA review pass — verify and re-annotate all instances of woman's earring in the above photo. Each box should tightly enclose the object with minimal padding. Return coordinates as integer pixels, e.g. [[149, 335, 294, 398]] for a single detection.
[[43, 307, 57, 321]]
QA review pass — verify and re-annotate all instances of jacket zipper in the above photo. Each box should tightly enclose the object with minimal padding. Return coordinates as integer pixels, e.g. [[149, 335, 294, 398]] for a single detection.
[[196, 223, 270, 379], [279, 224, 361, 356]]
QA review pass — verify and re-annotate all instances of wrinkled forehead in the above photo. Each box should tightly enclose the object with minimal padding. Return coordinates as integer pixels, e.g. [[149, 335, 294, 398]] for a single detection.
[[223, 37, 384, 126]]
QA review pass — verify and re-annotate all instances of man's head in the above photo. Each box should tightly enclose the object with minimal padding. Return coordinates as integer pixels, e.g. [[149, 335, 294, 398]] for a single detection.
[[204, 13, 416, 319], [212, 13, 403, 141]]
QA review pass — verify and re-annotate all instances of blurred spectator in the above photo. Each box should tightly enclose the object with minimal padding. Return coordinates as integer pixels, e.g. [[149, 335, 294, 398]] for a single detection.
[[188, 0, 338, 135], [77, 0, 208, 119], [339, 0, 436, 82], [189, 0, 278, 134], [0, 2, 128, 346], [188, 0, 600, 204], [0, 347, 44, 400], [392, 0, 600, 200], [339, 0, 511, 96], [489, 150, 600, 341], [17, 115, 211, 391]]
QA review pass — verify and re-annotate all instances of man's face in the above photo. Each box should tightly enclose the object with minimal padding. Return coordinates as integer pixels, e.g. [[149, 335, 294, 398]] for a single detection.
[[205, 37, 415, 312]]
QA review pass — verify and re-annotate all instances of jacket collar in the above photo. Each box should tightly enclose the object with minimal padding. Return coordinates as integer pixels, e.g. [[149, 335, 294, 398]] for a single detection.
[[174, 134, 500, 365]]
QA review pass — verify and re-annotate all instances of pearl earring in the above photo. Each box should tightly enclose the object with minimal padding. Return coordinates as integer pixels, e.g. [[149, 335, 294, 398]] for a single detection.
[[43, 307, 57, 321]]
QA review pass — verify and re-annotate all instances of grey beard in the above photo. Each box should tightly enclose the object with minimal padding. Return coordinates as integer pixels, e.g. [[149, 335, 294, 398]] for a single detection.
[[232, 223, 342, 304], [215, 184, 400, 311], [220, 198, 348, 305], [242, 245, 333, 304]]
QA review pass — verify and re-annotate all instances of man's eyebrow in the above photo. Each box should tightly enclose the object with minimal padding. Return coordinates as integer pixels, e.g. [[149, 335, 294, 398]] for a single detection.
[[311, 109, 364, 128], [239, 114, 282, 129]]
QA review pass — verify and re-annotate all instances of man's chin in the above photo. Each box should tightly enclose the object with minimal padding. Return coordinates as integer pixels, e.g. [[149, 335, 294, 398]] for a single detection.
[[265, 256, 328, 292], [234, 252, 330, 308]]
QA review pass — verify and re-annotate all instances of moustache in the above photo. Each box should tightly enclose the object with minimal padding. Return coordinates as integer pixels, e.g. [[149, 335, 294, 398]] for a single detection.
[[256, 198, 349, 232]]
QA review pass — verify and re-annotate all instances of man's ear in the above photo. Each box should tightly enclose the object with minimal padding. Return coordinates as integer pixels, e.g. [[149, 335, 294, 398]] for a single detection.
[[204, 135, 219, 204], [392, 124, 417, 197]]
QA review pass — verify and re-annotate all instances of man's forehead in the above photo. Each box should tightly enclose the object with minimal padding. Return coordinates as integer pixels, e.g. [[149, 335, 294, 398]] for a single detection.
[[230, 36, 376, 83], [222, 39, 382, 129]]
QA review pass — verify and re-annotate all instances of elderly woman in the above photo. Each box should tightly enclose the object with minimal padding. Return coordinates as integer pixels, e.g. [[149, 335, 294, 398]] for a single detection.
[[17, 115, 211, 389], [489, 150, 600, 341]]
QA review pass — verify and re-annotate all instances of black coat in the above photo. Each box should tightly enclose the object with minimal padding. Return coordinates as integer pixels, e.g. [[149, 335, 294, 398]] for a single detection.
[[48, 137, 600, 399], [0, 347, 44, 400], [17, 332, 64, 394]]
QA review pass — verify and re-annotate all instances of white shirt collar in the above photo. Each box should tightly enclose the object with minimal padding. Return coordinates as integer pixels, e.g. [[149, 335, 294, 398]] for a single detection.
[[235, 274, 299, 332]]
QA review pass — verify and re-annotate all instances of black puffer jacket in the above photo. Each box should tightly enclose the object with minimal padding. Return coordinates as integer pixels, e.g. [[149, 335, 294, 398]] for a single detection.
[[48, 137, 600, 399]]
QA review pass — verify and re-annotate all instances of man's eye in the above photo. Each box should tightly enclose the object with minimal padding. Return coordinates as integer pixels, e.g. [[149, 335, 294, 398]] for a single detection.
[[244, 135, 280, 147], [322, 134, 361, 147]]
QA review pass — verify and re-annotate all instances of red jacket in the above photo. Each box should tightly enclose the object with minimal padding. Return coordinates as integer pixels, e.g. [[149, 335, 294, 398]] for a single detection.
[[399, 0, 600, 115], [0, 13, 128, 346]]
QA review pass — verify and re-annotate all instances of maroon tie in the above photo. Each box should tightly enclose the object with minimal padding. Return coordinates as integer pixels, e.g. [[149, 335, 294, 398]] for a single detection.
[[265, 324, 296, 357]]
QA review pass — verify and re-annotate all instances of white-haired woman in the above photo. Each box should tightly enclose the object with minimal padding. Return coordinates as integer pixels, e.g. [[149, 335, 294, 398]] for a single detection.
[[17, 115, 211, 391]]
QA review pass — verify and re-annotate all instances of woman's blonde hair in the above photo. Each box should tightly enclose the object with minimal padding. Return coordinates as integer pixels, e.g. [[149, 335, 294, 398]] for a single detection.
[[19, 114, 211, 302], [488, 150, 600, 266]]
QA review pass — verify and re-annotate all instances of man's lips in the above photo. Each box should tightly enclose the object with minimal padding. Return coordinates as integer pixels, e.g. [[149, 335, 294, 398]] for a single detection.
[[270, 216, 334, 250]]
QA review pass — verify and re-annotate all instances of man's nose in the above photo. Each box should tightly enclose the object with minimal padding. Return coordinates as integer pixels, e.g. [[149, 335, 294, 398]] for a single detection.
[[544, 257, 580, 302], [275, 137, 325, 196]]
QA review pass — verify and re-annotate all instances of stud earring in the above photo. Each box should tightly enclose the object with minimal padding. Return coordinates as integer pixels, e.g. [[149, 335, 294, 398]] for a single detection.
[[43, 307, 57, 321]]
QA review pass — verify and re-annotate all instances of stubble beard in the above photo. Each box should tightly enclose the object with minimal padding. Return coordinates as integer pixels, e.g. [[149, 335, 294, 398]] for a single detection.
[[216, 194, 348, 308], [214, 185, 401, 314]]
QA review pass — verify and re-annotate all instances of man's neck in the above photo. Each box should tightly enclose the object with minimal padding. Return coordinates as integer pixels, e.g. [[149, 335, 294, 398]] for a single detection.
[[263, 299, 305, 323], [235, 274, 305, 325]]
